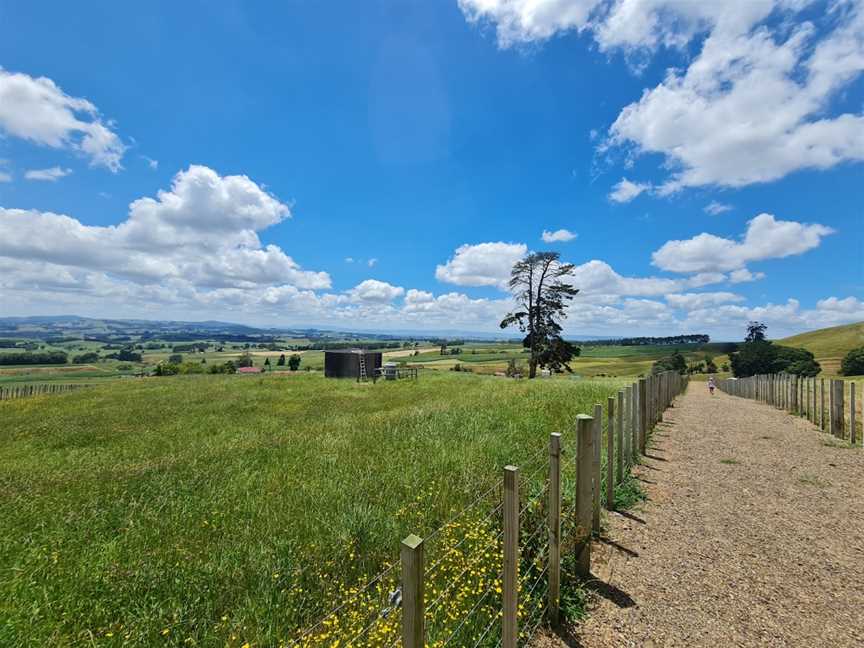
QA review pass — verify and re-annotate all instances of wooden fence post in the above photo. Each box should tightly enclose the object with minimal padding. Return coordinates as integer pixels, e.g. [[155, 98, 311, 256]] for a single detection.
[[850, 383, 857, 446], [592, 404, 602, 535], [401, 534, 425, 648], [812, 378, 817, 425], [548, 434, 561, 626], [616, 390, 624, 484], [820, 378, 825, 429], [631, 383, 638, 462], [830, 380, 838, 437], [575, 415, 593, 578], [638, 378, 647, 455], [791, 375, 798, 415], [503, 465, 519, 648], [836, 380, 845, 440], [606, 396, 615, 511]]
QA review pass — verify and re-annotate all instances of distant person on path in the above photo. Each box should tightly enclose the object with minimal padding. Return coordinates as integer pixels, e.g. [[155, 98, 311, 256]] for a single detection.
[[708, 376, 716, 395]]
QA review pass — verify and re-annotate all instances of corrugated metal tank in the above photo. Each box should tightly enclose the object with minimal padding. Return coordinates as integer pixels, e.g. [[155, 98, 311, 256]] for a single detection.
[[324, 350, 383, 379]]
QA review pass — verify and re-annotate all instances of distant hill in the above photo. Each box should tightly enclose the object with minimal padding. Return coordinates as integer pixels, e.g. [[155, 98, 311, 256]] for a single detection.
[[778, 322, 864, 374]]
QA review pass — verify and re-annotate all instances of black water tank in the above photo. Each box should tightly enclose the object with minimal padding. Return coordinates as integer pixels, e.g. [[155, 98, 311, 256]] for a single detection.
[[324, 350, 383, 379]]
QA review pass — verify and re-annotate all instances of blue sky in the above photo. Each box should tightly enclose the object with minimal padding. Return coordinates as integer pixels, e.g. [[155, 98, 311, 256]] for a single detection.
[[0, 0, 862, 339]]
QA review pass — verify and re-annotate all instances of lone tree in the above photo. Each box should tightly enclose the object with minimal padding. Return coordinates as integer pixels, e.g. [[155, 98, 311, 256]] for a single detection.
[[745, 321, 767, 342], [500, 251, 579, 378]]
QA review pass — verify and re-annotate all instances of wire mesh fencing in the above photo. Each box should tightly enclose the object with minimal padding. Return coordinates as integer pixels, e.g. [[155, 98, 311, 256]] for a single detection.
[[290, 371, 687, 647]]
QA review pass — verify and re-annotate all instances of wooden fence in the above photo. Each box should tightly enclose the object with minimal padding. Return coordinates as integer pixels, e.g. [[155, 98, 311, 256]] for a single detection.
[[291, 371, 688, 647], [717, 374, 861, 446], [0, 383, 88, 401]]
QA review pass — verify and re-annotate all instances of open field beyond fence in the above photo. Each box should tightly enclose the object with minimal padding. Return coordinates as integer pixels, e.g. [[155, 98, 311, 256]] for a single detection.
[[1, 372, 643, 646], [0, 369, 686, 647]]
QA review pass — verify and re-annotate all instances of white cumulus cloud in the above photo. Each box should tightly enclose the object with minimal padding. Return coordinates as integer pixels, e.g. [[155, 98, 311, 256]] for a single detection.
[[0, 165, 330, 304], [347, 279, 405, 303], [0, 67, 126, 171], [665, 291, 745, 310], [435, 241, 528, 289], [651, 213, 834, 273], [541, 228, 577, 243], [460, 1, 864, 192]]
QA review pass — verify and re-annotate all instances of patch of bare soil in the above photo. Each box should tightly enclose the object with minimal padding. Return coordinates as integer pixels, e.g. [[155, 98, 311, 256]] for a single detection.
[[535, 385, 864, 647]]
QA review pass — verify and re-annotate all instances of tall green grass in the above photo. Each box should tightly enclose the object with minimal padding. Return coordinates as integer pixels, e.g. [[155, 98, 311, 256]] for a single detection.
[[0, 372, 624, 646]]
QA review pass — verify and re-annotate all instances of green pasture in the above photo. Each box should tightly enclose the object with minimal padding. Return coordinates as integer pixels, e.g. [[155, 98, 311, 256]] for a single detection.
[[0, 371, 627, 646]]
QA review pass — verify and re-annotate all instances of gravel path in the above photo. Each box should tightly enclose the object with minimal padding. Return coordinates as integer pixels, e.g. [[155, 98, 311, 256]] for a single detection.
[[536, 384, 864, 647]]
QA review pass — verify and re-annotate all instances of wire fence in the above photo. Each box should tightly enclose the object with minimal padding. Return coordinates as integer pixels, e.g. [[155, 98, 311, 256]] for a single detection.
[[289, 371, 688, 647], [717, 373, 861, 445]]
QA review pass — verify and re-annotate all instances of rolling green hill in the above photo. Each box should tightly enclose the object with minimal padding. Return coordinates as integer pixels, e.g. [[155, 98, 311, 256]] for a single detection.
[[778, 321, 864, 375], [778, 321, 864, 358]]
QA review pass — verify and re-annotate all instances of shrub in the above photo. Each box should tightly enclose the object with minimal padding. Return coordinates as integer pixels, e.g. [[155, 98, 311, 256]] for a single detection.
[[72, 352, 100, 364], [168, 354, 184, 364], [772, 346, 820, 376], [840, 347, 864, 376], [208, 361, 237, 374], [652, 350, 686, 374], [154, 363, 179, 376], [288, 354, 301, 371], [105, 348, 142, 362]]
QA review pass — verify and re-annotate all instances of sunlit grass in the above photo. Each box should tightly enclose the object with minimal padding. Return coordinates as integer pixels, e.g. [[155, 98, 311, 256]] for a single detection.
[[0, 371, 626, 646]]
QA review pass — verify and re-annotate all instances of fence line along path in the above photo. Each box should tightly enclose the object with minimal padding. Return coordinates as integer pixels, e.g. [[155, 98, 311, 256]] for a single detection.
[[290, 371, 687, 648], [542, 382, 864, 648]]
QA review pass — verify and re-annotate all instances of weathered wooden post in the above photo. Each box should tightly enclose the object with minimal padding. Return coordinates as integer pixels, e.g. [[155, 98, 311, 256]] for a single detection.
[[820, 378, 826, 429], [401, 534, 425, 648], [812, 378, 817, 424], [791, 375, 798, 415], [638, 378, 647, 455], [606, 396, 615, 511], [503, 465, 519, 648], [592, 404, 602, 535], [631, 383, 639, 461], [616, 390, 624, 484], [850, 383, 857, 446], [575, 415, 593, 578], [836, 380, 846, 439], [548, 433, 561, 626]]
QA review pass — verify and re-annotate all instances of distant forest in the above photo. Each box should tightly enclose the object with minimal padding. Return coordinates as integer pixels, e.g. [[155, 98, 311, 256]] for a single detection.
[[578, 334, 710, 346]]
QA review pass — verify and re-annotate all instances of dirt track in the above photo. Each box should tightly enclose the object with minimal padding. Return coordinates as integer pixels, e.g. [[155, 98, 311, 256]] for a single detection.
[[537, 384, 864, 647]]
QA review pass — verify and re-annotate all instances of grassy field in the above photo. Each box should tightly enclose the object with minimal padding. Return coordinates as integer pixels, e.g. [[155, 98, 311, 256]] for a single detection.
[[0, 371, 628, 647], [778, 321, 864, 376]]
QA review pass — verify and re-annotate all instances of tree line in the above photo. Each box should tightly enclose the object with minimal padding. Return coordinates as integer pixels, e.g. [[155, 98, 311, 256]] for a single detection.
[[580, 334, 710, 347], [0, 351, 68, 365]]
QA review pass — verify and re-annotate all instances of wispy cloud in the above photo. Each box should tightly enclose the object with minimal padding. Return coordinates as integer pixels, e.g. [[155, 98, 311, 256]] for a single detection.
[[24, 166, 72, 182], [609, 177, 650, 203], [704, 201, 732, 215]]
